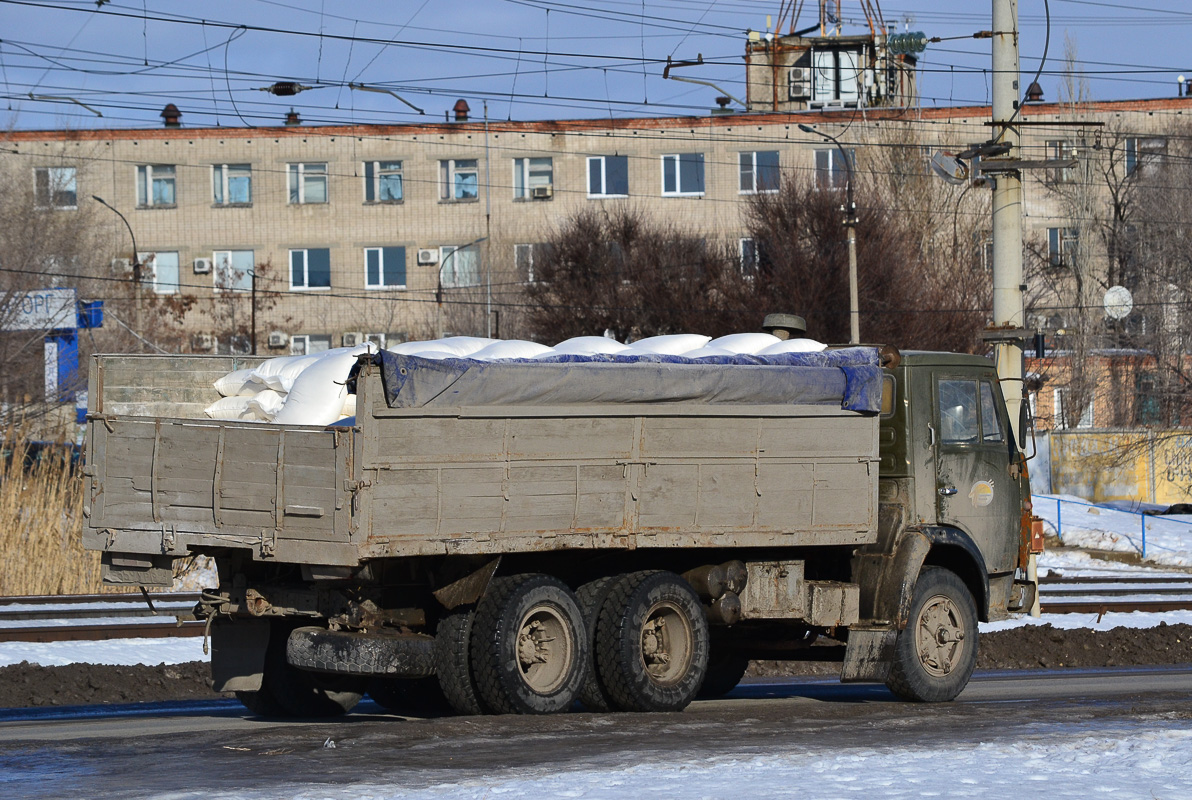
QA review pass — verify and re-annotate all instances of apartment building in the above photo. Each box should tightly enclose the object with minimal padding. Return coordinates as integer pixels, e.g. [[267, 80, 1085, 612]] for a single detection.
[[4, 96, 1189, 365]]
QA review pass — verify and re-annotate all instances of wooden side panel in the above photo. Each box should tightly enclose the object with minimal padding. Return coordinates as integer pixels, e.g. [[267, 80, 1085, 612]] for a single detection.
[[92, 354, 266, 419]]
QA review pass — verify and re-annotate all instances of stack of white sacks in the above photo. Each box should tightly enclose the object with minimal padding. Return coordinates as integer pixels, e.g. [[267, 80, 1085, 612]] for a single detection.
[[205, 333, 827, 427]]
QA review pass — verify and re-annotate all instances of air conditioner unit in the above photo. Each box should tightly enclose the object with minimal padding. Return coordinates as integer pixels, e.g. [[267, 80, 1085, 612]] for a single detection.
[[193, 257, 212, 274], [417, 248, 439, 265], [788, 67, 811, 99], [341, 331, 364, 348], [267, 331, 288, 348], [531, 185, 553, 199], [193, 333, 216, 352], [111, 257, 131, 274]]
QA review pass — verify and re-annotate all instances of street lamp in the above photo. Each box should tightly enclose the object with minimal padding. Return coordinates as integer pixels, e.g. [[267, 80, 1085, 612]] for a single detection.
[[435, 236, 488, 338], [798, 124, 860, 344], [92, 195, 145, 347]]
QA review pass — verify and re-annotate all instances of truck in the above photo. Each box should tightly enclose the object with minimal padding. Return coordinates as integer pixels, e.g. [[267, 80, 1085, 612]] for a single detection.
[[81, 339, 1040, 717]]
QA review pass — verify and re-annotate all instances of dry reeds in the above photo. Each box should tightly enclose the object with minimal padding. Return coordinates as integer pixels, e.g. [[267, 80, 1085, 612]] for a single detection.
[[0, 429, 101, 595]]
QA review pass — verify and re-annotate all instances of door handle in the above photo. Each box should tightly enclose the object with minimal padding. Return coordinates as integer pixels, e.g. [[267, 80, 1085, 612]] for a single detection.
[[938, 485, 957, 497]]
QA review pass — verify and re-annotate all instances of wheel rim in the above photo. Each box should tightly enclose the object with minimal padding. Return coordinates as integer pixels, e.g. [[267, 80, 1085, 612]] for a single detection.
[[914, 593, 966, 678], [639, 601, 694, 687], [516, 605, 574, 694]]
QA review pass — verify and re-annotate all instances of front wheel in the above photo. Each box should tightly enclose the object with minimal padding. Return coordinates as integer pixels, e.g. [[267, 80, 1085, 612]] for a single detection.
[[885, 566, 978, 703]]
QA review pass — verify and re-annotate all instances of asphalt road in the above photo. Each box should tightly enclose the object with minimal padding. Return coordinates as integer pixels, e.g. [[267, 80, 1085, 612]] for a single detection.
[[3, 666, 1190, 799]]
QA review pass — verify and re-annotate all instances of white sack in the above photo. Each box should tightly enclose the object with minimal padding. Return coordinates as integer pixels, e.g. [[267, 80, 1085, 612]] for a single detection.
[[340, 393, 356, 419], [250, 344, 374, 394], [246, 389, 286, 421], [757, 338, 828, 355], [679, 346, 738, 359], [622, 334, 711, 356], [203, 396, 255, 420], [387, 336, 496, 358], [213, 368, 261, 397], [541, 336, 629, 356], [470, 340, 553, 360], [705, 333, 783, 355], [271, 351, 359, 426]]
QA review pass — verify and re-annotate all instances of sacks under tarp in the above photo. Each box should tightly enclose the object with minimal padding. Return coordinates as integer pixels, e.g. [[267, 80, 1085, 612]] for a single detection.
[[376, 347, 884, 414]]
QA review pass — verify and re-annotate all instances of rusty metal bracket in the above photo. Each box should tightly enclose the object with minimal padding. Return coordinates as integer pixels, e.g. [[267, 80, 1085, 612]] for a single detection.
[[433, 557, 501, 610]]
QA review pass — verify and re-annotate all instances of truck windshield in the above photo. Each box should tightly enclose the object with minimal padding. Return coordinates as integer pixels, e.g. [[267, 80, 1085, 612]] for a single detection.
[[939, 380, 979, 445]]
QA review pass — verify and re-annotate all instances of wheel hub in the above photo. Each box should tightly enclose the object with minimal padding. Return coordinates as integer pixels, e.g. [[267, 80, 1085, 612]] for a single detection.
[[515, 606, 572, 694], [639, 602, 693, 686], [915, 594, 966, 677]]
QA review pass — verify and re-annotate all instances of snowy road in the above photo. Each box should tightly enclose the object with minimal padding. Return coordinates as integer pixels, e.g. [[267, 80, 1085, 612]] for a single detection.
[[3, 667, 1191, 800]]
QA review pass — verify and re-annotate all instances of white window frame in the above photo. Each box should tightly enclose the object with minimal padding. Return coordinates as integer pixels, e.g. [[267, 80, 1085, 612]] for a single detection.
[[814, 148, 854, 189], [288, 162, 328, 205], [364, 161, 403, 203], [439, 244, 480, 288], [137, 251, 180, 295], [34, 166, 77, 209], [136, 164, 176, 207], [289, 248, 332, 291], [587, 155, 629, 198], [512, 157, 553, 199], [1125, 136, 1166, 176], [440, 158, 479, 201], [738, 151, 780, 194], [1047, 227, 1079, 268], [661, 153, 705, 197], [364, 246, 407, 290], [739, 237, 759, 276], [1054, 388, 1093, 430], [289, 333, 333, 356], [515, 243, 553, 284], [213, 250, 254, 293], [212, 164, 252, 205]]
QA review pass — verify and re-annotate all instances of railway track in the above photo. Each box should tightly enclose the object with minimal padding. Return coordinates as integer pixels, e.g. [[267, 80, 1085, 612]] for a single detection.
[[1, 576, 1190, 644]]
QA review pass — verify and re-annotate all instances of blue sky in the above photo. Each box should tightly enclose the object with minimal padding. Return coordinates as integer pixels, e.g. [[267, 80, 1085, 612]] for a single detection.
[[1, 0, 1189, 130]]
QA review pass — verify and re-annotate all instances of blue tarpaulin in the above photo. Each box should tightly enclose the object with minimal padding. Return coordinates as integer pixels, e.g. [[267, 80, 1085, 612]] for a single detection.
[[375, 347, 883, 413]]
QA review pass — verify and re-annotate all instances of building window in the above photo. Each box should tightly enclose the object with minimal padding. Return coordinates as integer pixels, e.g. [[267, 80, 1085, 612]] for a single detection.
[[439, 244, 480, 287], [811, 48, 861, 106], [1047, 227, 1079, 268], [588, 155, 629, 197], [365, 246, 407, 289], [289, 248, 331, 289], [290, 333, 333, 356], [212, 164, 252, 205], [1125, 137, 1166, 176], [515, 243, 553, 283], [814, 149, 854, 189], [288, 163, 328, 204], [1045, 141, 1074, 183], [513, 157, 553, 199], [34, 166, 77, 209], [739, 238, 761, 276], [138, 251, 180, 295], [739, 151, 780, 193], [214, 250, 254, 292], [1054, 388, 1093, 429], [136, 165, 176, 207], [661, 153, 705, 196], [364, 161, 403, 203], [440, 159, 479, 201]]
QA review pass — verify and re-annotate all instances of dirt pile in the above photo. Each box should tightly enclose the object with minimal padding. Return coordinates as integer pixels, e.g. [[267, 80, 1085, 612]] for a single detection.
[[1, 624, 1189, 710]]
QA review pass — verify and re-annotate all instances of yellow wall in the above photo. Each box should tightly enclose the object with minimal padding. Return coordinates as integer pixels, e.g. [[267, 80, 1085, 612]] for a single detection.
[[1049, 431, 1192, 505]]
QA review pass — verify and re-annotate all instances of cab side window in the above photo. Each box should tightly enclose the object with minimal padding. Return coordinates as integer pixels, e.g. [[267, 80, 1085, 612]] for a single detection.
[[938, 379, 979, 445], [980, 381, 1005, 443]]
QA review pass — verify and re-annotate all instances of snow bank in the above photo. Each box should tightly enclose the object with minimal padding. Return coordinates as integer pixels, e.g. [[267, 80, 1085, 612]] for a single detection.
[[1034, 494, 1192, 568]]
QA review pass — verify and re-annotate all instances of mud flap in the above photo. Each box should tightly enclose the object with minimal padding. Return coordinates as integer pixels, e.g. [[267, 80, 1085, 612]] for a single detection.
[[211, 618, 271, 693], [840, 628, 897, 683]]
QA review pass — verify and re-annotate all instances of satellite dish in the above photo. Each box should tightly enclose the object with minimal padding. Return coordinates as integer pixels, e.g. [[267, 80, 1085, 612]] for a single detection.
[[1104, 285, 1133, 320], [930, 151, 969, 185]]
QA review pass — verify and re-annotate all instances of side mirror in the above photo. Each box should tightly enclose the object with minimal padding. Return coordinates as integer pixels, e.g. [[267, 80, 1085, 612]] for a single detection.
[[1019, 401, 1037, 461]]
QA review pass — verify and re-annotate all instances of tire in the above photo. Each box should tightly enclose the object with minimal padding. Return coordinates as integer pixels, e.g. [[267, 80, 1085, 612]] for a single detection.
[[576, 576, 618, 712], [471, 574, 588, 715], [595, 571, 709, 713], [261, 621, 365, 717], [434, 609, 487, 716], [234, 689, 287, 717], [885, 566, 979, 703], [368, 676, 450, 717], [697, 648, 750, 699]]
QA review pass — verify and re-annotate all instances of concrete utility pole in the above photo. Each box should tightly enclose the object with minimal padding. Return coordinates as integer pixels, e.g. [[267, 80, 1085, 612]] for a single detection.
[[990, 0, 1025, 443]]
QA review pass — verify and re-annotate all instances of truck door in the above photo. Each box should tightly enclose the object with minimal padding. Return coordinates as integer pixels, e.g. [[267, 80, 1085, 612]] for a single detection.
[[933, 375, 1019, 573]]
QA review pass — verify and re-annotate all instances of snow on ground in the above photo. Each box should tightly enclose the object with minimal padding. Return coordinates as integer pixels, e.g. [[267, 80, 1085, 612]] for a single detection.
[[0, 637, 208, 668], [174, 721, 1192, 800], [1035, 494, 1192, 567]]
